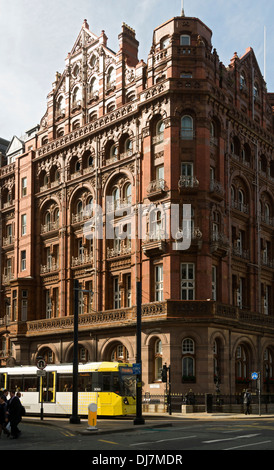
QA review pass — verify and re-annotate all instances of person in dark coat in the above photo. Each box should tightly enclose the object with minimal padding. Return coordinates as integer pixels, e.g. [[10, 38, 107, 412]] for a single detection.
[[0, 395, 8, 438], [7, 390, 22, 439]]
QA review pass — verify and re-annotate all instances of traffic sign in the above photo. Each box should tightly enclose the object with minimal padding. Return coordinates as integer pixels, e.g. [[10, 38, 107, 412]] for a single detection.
[[133, 363, 141, 375], [37, 370, 46, 377], [251, 372, 258, 380], [37, 358, 47, 370]]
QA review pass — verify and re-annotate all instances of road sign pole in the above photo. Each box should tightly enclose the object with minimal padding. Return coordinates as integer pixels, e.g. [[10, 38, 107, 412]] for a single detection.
[[258, 372, 261, 416]]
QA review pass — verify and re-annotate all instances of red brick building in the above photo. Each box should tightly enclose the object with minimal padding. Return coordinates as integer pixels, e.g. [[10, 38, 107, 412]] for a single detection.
[[1, 13, 274, 397]]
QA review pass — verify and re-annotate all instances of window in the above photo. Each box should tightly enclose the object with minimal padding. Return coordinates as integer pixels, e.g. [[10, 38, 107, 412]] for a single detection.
[[264, 348, 273, 381], [46, 290, 52, 319], [154, 339, 162, 381], [161, 36, 169, 49], [212, 266, 217, 300], [156, 165, 164, 181], [72, 87, 81, 106], [124, 183, 132, 205], [12, 290, 17, 321], [113, 277, 121, 309], [78, 283, 84, 315], [182, 338, 195, 382], [107, 67, 115, 87], [21, 250, 26, 271], [240, 73, 246, 90], [236, 345, 248, 380], [22, 177, 27, 197], [180, 72, 192, 78], [150, 208, 164, 239], [21, 292, 28, 321], [21, 214, 27, 236], [126, 274, 131, 307], [181, 115, 194, 140], [89, 77, 98, 96], [110, 344, 129, 362], [180, 34, 190, 45], [181, 263, 195, 300], [155, 264, 163, 301]]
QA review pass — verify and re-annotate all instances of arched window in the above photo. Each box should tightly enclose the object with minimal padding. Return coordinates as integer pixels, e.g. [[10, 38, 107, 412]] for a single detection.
[[181, 115, 194, 140], [154, 339, 163, 381], [76, 200, 83, 219], [110, 344, 129, 362], [112, 187, 120, 210], [54, 208, 59, 224], [265, 203, 271, 223], [124, 138, 133, 155], [56, 96, 65, 117], [45, 211, 51, 227], [213, 339, 222, 384], [107, 67, 115, 88], [72, 87, 81, 106], [235, 345, 248, 382], [110, 144, 118, 161], [260, 155, 267, 173], [89, 77, 98, 96], [86, 196, 93, 217], [264, 348, 273, 384], [160, 36, 169, 49], [156, 120, 165, 140], [182, 338, 195, 382], [124, 183, 132, 205]]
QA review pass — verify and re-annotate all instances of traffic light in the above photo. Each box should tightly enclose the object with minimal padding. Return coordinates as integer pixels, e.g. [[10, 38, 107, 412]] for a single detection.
[[161, 364, 168, 382]]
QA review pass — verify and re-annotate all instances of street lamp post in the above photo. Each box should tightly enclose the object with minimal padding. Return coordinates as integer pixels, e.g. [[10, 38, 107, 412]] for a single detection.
[[70, 279, 81, 424], [70, 279, 93, 424], [134, 280, 145, 425]]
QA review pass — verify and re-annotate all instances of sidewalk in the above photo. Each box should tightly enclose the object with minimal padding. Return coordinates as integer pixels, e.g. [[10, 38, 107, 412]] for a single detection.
[[23, 412, 274, 436]]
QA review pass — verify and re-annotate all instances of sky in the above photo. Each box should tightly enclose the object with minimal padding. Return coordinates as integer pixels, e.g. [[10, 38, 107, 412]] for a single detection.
[[0, 0, 273, 141]]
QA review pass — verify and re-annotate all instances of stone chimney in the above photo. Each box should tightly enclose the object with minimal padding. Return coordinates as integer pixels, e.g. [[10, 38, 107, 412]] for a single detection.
[[118, 23, 139, 67]]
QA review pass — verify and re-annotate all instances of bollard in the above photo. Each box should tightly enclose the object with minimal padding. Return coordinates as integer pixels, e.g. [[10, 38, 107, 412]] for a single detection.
[[87, 393, 98, 431]]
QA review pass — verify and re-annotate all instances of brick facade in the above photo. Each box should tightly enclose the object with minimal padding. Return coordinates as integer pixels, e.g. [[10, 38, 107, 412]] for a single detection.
[[1, 14, 274, 396]]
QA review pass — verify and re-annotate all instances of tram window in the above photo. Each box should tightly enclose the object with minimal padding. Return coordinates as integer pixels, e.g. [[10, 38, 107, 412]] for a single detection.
[[9, 375, 23, 392], [102, 374, 111, 391], [0, 374, 5, 389], [58, 374, 73, 392], [78, 373, 92, 391], [113, 374, 121, 395], [121, 375, 136, 397], [23, 375, 38, 391]]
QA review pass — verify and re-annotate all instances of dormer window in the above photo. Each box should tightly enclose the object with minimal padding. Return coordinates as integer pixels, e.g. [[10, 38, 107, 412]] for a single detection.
[[180, 34, 191, 46]]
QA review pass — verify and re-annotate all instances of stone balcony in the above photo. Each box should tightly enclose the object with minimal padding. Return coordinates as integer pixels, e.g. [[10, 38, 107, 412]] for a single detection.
[[13, 300, 274, 337]]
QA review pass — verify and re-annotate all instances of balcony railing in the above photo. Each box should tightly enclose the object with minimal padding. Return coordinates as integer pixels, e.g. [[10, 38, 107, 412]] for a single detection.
[[178, 176, 199, 190], [107, 244, 131, 258], [71, 212, 92, 224], [231, 200, 249, 214], [41, 221, 59, 234], [2, 273, 14, 284], [3, 235, 15, 246], [147, 178, 167, 196], [71, 253, 93, 267], [40, 263, 59, 274]]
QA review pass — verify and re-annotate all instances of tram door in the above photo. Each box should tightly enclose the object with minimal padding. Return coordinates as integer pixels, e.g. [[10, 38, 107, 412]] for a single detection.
[[39, 371, 56, 403]]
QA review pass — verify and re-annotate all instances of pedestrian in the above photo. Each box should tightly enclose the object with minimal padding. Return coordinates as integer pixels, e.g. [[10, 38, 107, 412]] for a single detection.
[[7, 390, 22, 439], [2, 389, 9, 403], [243, 389, 251, 415], [0, 395, 8, 438]]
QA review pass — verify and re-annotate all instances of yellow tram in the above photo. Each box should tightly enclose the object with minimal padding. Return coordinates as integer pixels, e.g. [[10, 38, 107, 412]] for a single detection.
[[0, 362, 136, 417]]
